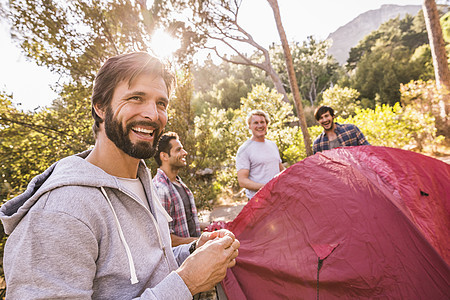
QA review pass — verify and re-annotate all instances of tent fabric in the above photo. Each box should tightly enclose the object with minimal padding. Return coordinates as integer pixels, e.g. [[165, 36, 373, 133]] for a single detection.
[[222, 146, 450, 299]]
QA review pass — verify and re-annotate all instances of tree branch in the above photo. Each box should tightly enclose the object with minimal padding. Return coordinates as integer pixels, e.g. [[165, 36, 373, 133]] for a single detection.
[[0, 116, 68, 138]]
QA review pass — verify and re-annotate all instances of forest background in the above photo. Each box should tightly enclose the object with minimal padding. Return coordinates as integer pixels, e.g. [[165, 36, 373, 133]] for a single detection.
[[1, 0, 450, 288]]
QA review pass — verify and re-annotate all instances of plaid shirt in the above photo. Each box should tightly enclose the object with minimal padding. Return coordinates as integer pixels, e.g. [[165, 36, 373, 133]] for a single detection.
[[313, 122, 370, 154], [153, 169, 201, 238]]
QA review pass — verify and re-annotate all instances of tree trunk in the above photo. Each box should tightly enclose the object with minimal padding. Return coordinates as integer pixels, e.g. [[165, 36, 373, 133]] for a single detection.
[[266, 67, 290, 103], [266, 0, 313, 156], [423, 0, 450, 139]]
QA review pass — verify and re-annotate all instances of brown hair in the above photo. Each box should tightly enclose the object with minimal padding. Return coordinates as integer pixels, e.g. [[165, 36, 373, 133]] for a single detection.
[[91, 52, 175, 135], [314, 105, 335, 121], [154, 131, 179, 167]]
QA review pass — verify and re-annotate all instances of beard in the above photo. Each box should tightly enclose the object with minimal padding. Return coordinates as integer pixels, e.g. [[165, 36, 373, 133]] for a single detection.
[[104, 107, 162, 159]]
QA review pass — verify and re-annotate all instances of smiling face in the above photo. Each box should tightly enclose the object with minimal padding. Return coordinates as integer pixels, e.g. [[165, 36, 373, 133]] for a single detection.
[[249, 114, 268, 141], [103, 74, 169, 159], [317, 111, 335, 132], [166, 139, 188, 169]]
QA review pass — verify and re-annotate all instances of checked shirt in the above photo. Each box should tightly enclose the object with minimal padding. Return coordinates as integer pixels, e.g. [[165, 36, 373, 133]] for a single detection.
[[313, 122, 370, 154], [153, 168, 201, 238]]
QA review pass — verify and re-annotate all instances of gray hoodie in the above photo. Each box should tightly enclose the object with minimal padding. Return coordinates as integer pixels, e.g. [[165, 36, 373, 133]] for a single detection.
[[0, 151, 193, 299]]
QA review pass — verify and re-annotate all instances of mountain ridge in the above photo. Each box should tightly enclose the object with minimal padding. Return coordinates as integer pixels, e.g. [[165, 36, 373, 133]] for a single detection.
[[327, 4, 422, 65]]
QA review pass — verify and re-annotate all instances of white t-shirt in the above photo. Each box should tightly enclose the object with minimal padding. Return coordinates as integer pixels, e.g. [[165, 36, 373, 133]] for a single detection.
[[235, 139, 282, 199], [116, 177, 151, 211]]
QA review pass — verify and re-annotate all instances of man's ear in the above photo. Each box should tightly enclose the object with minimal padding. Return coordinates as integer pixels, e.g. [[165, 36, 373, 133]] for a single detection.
[[160, 151, 169, 163], [93, 103, 106, 120]]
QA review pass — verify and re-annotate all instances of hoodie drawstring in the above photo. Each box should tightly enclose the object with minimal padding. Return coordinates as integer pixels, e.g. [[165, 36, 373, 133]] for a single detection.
[[100, 187, 139, 285]]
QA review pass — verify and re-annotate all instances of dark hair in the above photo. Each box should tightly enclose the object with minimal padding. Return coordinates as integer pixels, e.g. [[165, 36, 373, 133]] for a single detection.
[[154, 131, 179, 167], [314, 105, 335, 121], [91, 52, 176, 135]]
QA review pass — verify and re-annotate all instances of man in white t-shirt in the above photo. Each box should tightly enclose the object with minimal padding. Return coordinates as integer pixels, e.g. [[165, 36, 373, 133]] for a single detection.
[[236, 110, 285, 199]]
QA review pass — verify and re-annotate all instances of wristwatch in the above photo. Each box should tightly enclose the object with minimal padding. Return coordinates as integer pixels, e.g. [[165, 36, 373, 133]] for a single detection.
[[189, 241, 197, 254]]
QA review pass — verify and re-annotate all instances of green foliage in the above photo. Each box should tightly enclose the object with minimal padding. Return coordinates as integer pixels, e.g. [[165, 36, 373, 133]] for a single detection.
[[329, 103, 439, 150], [186, 84, 304, 199], [400, 79, 448, 144], [310, 79, 443, 152], [346, 13, 432, 106], [321, 85, 361, 118], [270, 37, 341, 106], [2, 0, 202, 80], [192, 76, 250, 113], [239, 85, 299, 160], [350, 47, 426, 106], [410, 44, 436, 80], [440, 12, 450, 43], [0, 89, 93, 202], [190, 56, 272, 114], [338, 104, 411, 147], [347, 14, 428, 71], [283, 126, 322, 164]]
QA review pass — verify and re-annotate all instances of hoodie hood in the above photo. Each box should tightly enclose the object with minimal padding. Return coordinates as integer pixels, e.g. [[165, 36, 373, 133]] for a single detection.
[[0, 150, 136, 235]]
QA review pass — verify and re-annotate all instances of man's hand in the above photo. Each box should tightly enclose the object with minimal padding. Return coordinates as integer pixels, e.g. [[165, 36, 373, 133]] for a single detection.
[[195, 229, 235, 248], [175, 230, 240, 295]]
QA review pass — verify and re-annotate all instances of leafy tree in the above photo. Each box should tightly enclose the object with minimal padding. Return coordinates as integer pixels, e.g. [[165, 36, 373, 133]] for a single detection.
[[441, 11, 450, 44], [192, 76, 250, 112], [410, 44, 436, 80], [191, 55, 229, 94], [1, 0, 207, 77], [351, 48, 426, 106], [345, 13, 432, 106], [346, 14, 429, 71], [183, 0, 290, 102], [400, 79, 447, 146], [271, 37, 341, 106], [0, 88, 93, 202], [321, 85, 361, 118], [191, 55, 273, 114], [239, 84, 299, 160]]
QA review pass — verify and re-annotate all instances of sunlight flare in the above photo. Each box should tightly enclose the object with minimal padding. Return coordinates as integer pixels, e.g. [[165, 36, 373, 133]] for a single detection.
[[150, 29, 180, 59]]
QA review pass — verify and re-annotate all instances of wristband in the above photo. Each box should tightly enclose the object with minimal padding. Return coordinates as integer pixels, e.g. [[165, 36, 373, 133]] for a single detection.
[[189, 241, 196, 254]]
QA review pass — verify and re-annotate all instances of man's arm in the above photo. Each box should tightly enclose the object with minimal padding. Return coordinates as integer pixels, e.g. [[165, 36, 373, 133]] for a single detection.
[[355, 126, 370, 145], [279, 162, 285, 172], [312, 137, 320, 154], [171, 234, 198, 247], [237, 169, 264, 192]]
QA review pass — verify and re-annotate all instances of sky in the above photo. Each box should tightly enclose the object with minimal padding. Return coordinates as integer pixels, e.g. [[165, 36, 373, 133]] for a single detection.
[[0, 0, 425, 111]]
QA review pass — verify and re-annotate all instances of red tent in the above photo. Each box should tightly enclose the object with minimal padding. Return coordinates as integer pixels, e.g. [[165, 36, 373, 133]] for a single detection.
[[222, 146, 450, 299]]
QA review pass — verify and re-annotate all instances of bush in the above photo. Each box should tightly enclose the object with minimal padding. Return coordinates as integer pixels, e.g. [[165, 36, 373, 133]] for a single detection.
[[321, 85, 361, 118], [333, 103, 440, 150]]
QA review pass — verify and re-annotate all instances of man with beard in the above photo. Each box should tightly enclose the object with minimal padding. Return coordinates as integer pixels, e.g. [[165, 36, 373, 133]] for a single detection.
[[153, 132, 208, 247], [313, 105, 370, 154], [236, 110, 284, 200], [0, 52, 239, 299]]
